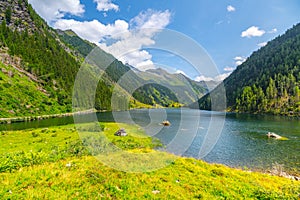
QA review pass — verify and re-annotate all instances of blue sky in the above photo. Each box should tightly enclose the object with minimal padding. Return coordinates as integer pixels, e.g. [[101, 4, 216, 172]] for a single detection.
[[29, 0, 300, 81]]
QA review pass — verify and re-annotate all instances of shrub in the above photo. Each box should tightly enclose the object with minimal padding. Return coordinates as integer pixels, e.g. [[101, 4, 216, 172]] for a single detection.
[[31, 132, 39, 137]]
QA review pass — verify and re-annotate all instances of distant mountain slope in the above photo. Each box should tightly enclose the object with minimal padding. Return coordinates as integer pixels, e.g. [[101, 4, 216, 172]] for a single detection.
[[195, 23, 300, 116], [0, 1, 183, 117], [57, 28, 187, 107], [0, 0, 137, 117], [0, 0, 212, 118], [138, 68, 210, 105], [56, 29, 96, 57]]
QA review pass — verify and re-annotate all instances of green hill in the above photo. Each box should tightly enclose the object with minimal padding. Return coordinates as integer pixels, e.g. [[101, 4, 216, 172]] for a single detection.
[[195, 23, 300, 116], [57, 29, 204, 108], [0, 0, 144, 117], [0, 0, 184, 117], [139, 68, 212, 105], [56, 29, 96, 58], [0, 59, 68, 117]]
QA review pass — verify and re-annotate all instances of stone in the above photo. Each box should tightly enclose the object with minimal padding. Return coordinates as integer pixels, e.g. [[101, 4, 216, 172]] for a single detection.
[[267, 132, 282, 139], [114, 128, 127, 136]]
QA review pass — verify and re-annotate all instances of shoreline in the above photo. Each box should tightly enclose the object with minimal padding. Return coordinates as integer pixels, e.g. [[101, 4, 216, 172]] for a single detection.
[[225, 108, 300, 118], [1, 118, 299, 179], [0, 109, 96, 124], [0, 106, 162, 124], [2, 107, 300, 124]]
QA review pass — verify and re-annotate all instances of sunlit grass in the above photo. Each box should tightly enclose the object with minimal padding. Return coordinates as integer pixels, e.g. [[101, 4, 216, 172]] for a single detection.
[[0, 123, 299, 199]]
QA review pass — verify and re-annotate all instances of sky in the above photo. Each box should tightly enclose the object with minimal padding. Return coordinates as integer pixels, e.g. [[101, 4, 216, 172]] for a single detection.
[[28, 0, 300, 81]]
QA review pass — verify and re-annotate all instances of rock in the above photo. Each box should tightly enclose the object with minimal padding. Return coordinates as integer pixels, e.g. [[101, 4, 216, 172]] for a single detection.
[[267, 132, 282, 139], [161, 120, 171, 126], [152, 190, 160, 194], [66, 162, 72, 168], [114, 128, 127, 136], [0, 0, 38, 33]]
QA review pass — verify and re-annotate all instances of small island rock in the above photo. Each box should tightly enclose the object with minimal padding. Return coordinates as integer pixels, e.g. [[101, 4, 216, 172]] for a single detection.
[[161, 120, 171, 126], [267, 132, 282, 139]]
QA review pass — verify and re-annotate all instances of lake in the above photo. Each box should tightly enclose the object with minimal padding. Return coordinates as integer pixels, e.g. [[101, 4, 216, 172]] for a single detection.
[[1, 108, 299, 174]]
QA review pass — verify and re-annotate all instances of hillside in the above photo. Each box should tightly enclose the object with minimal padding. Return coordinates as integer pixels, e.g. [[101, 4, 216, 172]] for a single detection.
[[0, 0, 144, 117], [0, 0, 82, 117], [195, 23, 300, 116], [0, 0, 187, 117], [56, 29, 96, 58], [138, 68, 210, 105], [58, 29, 207, 107], [0, 55, 68, 117]]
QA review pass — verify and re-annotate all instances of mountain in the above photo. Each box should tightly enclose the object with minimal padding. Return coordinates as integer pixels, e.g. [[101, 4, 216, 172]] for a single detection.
[[58, 31, 182, 107], [0, 0, 189, 117], [58, 29, 208, 107], [0, 54, 68, 117], [56, 29, 96, 58], [0, 0, 141, 117], [194, 23, 300, 116], [137, 68, 210, 105], [0, 0, 81, 117]]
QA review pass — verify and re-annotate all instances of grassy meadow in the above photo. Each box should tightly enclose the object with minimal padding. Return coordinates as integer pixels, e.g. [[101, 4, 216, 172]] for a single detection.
[[0, 123, 299, 199]]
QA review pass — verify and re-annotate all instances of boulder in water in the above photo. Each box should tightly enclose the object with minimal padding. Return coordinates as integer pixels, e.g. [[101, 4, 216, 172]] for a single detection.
[[161, 120, 171, 126], [267, 132, 282, 139]]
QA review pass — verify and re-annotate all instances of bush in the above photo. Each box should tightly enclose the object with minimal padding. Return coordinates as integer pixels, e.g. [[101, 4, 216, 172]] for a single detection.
[[31, 132, 39, 137]]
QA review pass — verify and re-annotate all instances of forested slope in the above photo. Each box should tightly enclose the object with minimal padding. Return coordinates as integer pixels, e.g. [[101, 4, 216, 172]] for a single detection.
[[0, 0, 130, 117], [0, 0, 184, 117], [196, 23, 300, 116]]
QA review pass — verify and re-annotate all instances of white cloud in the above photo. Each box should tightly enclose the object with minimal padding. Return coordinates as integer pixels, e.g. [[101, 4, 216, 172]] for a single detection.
[[118, 50, 155, 70], [55, 9, 171, 71], [234, 56, 244, 61], [268, 28, 277, 33], [194, 73, 231, 82], [195, 75, 213, 82], [235, 61, 244, 65], [257, 42, 267, 47], [136, 60, 156, 71], [215, 73, 231, 82], [130, 9, 171, 30], [227, 5, 236, 12], [241, 26, 265, 38], [28, 0, 85, 23], [224, 67, 235, 72], [100, 9, 171, 70], [54, 19, 129, 43], [234, 56, 246, 66], [29, 0, 171, 71], [93, 0, 119, 12], [175, 70, 187, 76]]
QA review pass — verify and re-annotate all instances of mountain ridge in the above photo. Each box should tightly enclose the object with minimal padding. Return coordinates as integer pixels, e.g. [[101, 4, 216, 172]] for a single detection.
[[58, 29, 208, 107], [194, 23, 300, 116], [0, 0, 207, 117]]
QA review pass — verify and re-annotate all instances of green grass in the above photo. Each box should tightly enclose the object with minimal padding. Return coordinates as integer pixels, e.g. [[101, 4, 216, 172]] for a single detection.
[[0, 123, 299, 199], [0, 61, 151, 119], [0, 62, 69, 118]]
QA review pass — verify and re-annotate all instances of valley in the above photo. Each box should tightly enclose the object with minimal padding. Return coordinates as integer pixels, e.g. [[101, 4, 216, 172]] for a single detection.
[[0, 0, 299, 199]]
